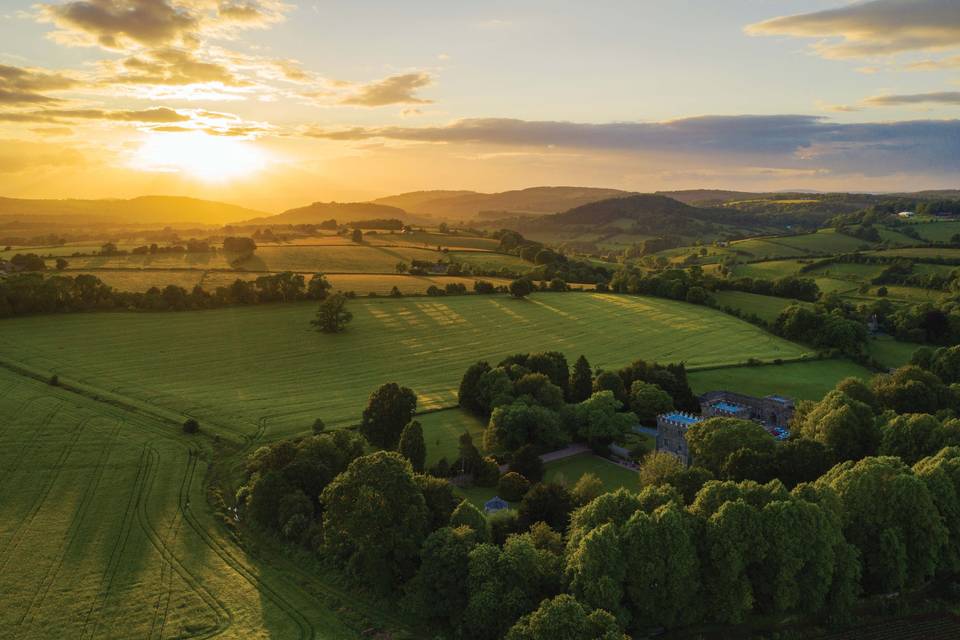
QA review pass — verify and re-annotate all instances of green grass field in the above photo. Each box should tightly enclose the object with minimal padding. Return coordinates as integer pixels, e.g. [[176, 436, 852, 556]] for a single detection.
[[0, 366, 377, 640], [418, 407, 487, 466], [688, 359, 874, 402], [446, 250, 532, 273], [872, 247, 960, 260], [711, 290, 806, 323], [729, 260, 805, 280], [544, 454, 638, 492], [867, 336, 921, 369], [0, 293, 811, 441], [910, 220, 960, 243]]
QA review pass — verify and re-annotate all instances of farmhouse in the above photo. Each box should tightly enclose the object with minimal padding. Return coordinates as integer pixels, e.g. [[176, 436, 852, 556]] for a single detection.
[[656, 391, 795, 464], [898, 211, 916, 218]]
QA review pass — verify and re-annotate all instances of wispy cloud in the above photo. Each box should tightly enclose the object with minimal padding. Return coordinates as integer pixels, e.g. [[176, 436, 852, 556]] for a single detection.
[[338, 72, 434, 107], [746, 0, 960, 59], [864, 91, 960, 106]]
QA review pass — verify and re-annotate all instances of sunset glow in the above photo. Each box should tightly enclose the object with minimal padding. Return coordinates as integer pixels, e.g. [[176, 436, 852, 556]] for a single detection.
[[128, 132, 270, 182]]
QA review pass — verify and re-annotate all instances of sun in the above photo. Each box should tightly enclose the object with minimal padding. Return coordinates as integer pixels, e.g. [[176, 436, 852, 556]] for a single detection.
[[128, 131, 269, 182]]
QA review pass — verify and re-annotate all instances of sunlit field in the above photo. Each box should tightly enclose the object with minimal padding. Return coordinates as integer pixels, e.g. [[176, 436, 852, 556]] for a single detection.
[[0, 293, 811, 441], [0, 367, 376, 640]]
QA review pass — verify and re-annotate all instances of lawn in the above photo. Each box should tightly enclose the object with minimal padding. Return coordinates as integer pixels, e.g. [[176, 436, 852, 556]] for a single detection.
[[418, 407, 487, 466], [688, 359, 874, 402], [0, 293, 811, 441], [544, 454, 638, 492], [711, 290, 806, 323], [867, 336, 922, 369], [0, 366, 370, 640]]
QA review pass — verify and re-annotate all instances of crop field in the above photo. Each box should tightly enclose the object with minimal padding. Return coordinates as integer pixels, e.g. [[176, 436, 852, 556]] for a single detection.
[[544, 454, 637, 492], [56, 244, 444, 274], [688, 359, 874, 401], [0, 293, 811, 441], [729, 260, 805, 280], [446, 250, 531, 272], [730, 230, 869, 259], [871, 247, 960, 260], [84, 269, 206, 292], [711, 290, 805, 322], [0, 366, 373, 640], [804, 262, 885, 282]]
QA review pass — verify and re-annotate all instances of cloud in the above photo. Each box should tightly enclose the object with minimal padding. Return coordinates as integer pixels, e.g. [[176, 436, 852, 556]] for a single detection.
[[40, 0, 199, 50], [864, 91, 960, 106], [0, 64, 78, 104], [339, 72, 433, 107], [304, 114, 960, 177], [0, 106, 192, 123], [38, 0, 291, 51], [101, 47, 244, 87], [906, 55, 960, 71], [746, 0, 960, 59]]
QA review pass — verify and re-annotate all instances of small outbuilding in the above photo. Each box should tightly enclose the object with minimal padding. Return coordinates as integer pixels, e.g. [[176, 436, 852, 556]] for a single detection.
[[484, 496, 509, 514]]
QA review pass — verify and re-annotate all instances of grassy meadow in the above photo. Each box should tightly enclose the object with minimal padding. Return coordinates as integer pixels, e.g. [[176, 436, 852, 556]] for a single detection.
[[0, 293, 811, 441], [711, 290, 807, 322], [0, 367, 377, 640], [688, 359, 874, 401]]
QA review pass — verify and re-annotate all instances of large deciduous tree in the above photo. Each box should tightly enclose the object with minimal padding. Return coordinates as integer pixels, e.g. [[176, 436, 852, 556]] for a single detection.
[[311, 292, 353, 333], [360, 382, 417, 449]]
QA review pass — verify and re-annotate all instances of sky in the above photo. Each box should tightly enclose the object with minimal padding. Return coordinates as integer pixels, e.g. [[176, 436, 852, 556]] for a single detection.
[[0, 0, 958, 212]]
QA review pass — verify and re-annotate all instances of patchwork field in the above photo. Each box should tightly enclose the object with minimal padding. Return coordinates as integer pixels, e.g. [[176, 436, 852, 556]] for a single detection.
[[0, 367, 376, 640], [0, 293, 811, 441], [688, 359, 874, 402], [56, 244, 444, 274]]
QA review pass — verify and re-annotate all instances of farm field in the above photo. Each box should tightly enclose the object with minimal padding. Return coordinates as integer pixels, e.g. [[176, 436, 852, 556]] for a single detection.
[[729, 260, 805, 280], [0, 293, 812, 441], [871, 247, 960, 260], [688, 359, 874, 402], [446, 250, 532, 272], [711, 290, 805, 323], [0, 366, 376, 640], [56, 244, 444, 274], [910, 220, 960, 243]]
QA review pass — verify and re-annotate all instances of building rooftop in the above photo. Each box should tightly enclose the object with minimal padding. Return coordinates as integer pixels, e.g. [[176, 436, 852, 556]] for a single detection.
[[662, 412, 702, 426], [711, 401, 745, 413]]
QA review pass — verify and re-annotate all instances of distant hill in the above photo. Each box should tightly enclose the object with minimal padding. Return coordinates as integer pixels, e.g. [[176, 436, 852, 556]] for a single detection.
[[372, 186, 634, 219], [247, 201, 408, 225], [0, 195, 267, 225], [549, 194, 704, 226], [656, 189, 763, 205]]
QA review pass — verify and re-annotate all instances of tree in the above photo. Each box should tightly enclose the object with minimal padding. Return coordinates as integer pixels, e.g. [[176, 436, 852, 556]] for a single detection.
[[499, 471, 531, 502], [450, 499, 490, 541], [398, 420, 427, 472], [415, 473, 460, 530], [818, 456, 947, 593], [638, 452, 713, 504], [55, 258, 68, 270], [311, 418, 326, 434], [628, 381, 673, 424], [404, 526, 475, 630], [360, 382, 417, 449], [515, 373, 565, 410], [572, 473, 605, 506], [307, 273, 332, 299], [351, 228, 363, 243], [566, 522, 626, 622], [518, 482, 574, 530], [685, 418, 776, 476], [879, 413, 944, 464], [506, 594, 627, 640], [573, 391, 634, 449], [509, 445, 545, 483], [798, 390, 880, 461], [182, 418, 199, 434], [592, 371, 626, 405], [320, 451, 430, 589], [510, 278, 534, 298], [476, 456, 501, 487], [458, 361, 492, 414], [486, 401, 565, 451], [311, 293, 353, 333], [569, 355, 593, 403]]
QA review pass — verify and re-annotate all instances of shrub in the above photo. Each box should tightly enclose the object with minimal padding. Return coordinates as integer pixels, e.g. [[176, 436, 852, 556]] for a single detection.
[[183, 418, 200, 434], [498, 471, 530, 502], [475, 456, 501, 487]]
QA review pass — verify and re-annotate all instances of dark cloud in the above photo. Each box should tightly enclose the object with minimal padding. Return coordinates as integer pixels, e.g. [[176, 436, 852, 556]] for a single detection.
[[747, 0, 960, 59], [339, 72, 433, 107], [305, 115, 960, 177], [0, 65, 77, 104], [865, 91, 960, 106]]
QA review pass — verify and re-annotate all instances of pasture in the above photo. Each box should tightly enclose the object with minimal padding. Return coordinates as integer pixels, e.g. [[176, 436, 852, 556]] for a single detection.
[[688, 359, 874, 402], [0, 367, 375, 640], [711, 290, 805, 323], [910, 220, 960, 243], [0, 293, 811, 441], [418, 407, 487, 466], [544, 454, 638, 492], [728, 260, 805, 280]]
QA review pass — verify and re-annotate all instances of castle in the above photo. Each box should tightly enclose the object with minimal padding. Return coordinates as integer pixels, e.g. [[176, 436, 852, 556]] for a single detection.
[[656, 391, 795, 465]]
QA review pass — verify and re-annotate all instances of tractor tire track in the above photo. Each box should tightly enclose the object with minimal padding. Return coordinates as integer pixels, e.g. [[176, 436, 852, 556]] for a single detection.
[[177, 447, 314, 640], [16, 418, 123, 630]]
